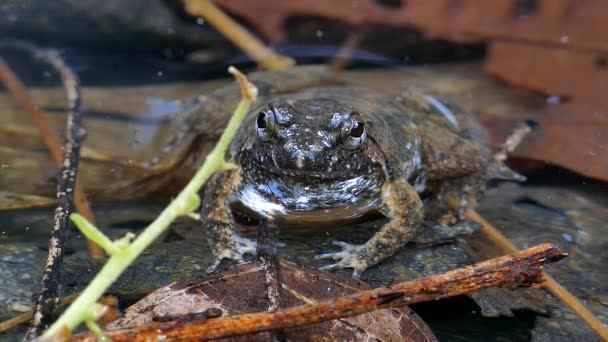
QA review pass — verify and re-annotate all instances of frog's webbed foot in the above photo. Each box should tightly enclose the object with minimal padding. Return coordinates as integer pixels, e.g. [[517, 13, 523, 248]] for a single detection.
[[315, 241, 367, 277], [207, 231, 257, 273], [316, 180, 423, 278]]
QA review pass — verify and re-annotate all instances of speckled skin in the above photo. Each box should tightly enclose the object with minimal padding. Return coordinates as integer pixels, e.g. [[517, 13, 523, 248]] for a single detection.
[[201, 67, 497, 277]]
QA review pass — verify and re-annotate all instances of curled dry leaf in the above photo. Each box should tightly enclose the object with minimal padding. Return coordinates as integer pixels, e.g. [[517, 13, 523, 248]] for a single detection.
[[108, 261, 437, 341]]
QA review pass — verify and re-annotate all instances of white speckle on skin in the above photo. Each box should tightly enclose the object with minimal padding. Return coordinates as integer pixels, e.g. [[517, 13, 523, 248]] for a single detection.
[[239, 186, 286, 217], [296, 196, 309, 204], [423, 95, 459, 128], [296, 153, 304, 169], [412, 152, 421, 169]]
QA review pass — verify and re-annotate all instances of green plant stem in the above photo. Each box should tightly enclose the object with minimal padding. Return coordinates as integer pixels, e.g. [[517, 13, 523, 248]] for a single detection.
[[43, 68, 256, 338]]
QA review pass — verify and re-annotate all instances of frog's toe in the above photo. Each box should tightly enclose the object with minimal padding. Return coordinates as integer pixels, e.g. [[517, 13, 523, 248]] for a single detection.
[[314, 241, 359, 260], [315, 241, 367, 277], [207, 236, 257, 273], [206, 259, 223, 274], [319, 259, 366, 278], [233, 235, 258, 255], [315, 250, 351, 261]]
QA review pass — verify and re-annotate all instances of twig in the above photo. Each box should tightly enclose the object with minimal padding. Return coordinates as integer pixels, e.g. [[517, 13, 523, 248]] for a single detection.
[[41, 66, 258, 339], [0, 47, 103, 259], [493, 121, 535, 163], [257, 219, 282, 312], [71, 243, 565, 341], [256, 218, 286, 341], [183, 0, 294, 70], [330, 31, 362, 73], [0, 293, 80, 333], [447, 197, 608, 341], [1, 47, 87, 339]]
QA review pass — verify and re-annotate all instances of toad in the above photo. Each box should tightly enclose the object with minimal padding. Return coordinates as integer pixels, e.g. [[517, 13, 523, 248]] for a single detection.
[[200, 66, 528, 277]]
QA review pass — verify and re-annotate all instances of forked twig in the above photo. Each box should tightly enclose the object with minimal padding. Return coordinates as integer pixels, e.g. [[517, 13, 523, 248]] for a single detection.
[[41, 66, 258, 339], [72, 243, 565, 341]]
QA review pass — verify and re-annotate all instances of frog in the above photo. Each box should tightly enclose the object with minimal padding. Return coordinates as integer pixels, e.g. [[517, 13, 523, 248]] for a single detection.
[[0, 64, 526, 276], [199, 66, 528, 277]]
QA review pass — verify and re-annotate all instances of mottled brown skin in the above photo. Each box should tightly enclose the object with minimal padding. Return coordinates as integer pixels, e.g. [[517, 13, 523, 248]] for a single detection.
[[201, 67, 499, 277]]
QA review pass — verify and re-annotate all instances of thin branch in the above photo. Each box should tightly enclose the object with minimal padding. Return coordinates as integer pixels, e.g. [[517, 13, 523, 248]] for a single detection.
[[183, 0, 294, 70], [447, 197, 608, 341], [0, 47, 87, 339], [0, 293, 80, 334], [330, 31, 362, 73], [71, 243, 565, 341], [0, 47, 103, 259], [257, 218, 282, 312], [257, 218, 286, 341]]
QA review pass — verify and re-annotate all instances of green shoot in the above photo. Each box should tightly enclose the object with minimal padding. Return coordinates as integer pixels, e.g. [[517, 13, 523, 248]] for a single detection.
[[42, 66, 257, 338]]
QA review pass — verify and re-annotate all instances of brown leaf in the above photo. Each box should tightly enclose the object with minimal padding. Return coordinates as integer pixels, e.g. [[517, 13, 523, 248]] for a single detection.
[[108, 261, 438, 341]]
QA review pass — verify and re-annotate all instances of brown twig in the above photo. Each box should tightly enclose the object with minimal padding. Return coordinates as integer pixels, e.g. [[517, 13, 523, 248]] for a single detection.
[[0, 45, 88, 339], [330, 31, 362, 73], [257, 219, 282, 313], [0, 49, 103, 259], [0, 293, 80, 333], [256, 218, 286, 341], [72, 243, 565, 341], [447, 197, 608, 341], [182, 0, 294, 70]]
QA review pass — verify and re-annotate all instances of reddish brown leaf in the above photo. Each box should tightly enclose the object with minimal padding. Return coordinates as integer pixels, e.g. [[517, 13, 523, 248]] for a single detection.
[[107, 261, 438, 341]]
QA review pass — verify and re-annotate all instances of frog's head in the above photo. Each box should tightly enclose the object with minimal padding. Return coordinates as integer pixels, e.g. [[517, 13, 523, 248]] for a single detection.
[[243, 97, 380, 179]]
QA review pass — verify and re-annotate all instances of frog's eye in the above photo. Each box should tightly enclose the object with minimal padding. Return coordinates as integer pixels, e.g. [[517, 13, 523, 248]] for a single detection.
[[256, 111, 274, 141], [343, 119, 366, 150], [349, 121, 365, 138]]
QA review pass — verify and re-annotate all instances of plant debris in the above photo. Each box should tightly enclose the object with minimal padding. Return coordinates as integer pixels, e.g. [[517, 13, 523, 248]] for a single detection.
[[72, 243, 564, 341]]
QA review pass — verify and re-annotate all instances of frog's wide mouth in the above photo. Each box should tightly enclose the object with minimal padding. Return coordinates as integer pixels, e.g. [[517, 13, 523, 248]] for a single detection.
[[250, 158, 362, 181]]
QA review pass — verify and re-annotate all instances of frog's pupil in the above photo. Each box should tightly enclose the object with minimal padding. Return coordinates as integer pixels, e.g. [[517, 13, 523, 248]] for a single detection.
[[350, 121, 364, 138], [257, 112, 267, 129]]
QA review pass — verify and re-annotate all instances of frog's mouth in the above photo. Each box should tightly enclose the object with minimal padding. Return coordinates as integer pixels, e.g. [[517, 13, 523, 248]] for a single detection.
[[249, 157, 362, 181], [262, 163, 361, 181]]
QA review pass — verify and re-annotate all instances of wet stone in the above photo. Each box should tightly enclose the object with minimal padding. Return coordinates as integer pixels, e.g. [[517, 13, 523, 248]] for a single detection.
[[0, 243, 45, 321], [476, 182, 607, 341]]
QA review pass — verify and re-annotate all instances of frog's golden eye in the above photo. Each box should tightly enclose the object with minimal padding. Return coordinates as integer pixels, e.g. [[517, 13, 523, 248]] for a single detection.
[[256, 111, 274, 141]]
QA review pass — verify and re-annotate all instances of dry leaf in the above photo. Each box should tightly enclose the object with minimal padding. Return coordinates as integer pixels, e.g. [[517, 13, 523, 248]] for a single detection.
[[108, 261, 438, 341]]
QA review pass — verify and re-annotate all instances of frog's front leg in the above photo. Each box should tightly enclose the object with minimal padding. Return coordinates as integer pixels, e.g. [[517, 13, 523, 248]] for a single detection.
[[316, 179, 423, 277], [201, 168, 256, 273]]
